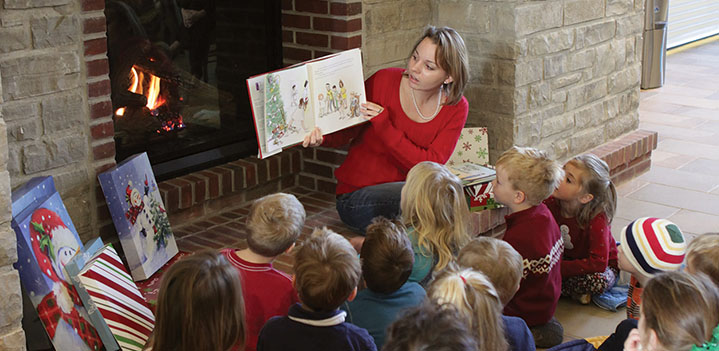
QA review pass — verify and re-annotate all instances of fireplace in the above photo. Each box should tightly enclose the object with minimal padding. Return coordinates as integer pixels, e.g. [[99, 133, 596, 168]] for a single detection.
[[105, 0, 283, 180]]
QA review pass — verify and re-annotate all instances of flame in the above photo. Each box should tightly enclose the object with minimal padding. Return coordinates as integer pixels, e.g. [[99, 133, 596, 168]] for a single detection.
[[115, 66, 166, 116]]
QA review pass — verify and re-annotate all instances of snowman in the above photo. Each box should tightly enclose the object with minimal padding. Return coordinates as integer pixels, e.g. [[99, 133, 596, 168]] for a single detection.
[[125, 178, 154, 265], [29, 208, 103, 351], [137, 193, 159, 262]]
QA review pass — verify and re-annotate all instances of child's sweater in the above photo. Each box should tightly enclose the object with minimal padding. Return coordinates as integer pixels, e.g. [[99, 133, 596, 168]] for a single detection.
[[502, 203, 564, 326], [544, 197, 618, 278]]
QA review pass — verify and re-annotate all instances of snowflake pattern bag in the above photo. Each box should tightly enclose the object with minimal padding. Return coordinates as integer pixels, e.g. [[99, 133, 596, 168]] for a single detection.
[[98, 152, 178, 281], [446, 127, 489, 167]]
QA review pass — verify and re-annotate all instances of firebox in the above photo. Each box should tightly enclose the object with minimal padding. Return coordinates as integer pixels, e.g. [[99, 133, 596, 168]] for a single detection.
[[105, 0, 282, 180]]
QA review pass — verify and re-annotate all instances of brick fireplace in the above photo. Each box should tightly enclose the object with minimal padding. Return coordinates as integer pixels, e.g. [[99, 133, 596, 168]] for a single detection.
[[0, 0, 652, 348]]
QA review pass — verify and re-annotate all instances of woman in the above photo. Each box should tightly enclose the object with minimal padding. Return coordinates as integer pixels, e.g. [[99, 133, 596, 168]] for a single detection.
[[303, 26, 470, 233]]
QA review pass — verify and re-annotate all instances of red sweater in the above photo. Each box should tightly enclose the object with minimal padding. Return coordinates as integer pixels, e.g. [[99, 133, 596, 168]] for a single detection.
[[502, 204, 563, 326], [544, 196, 618, 278], [322, 68, 468, 195], [221, 249, 299, 351]]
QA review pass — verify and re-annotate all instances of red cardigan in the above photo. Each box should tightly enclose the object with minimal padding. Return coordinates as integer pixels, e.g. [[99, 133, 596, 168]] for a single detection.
[[544, 196, 619, 278], [322, 68, 468, 195], [502, 203, 563, 326]]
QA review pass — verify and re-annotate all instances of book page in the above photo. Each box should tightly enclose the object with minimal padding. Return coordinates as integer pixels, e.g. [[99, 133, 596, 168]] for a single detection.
[[264, 65, 312, 150], [247, 75, 280, 158], [307, 48, 366, 134]]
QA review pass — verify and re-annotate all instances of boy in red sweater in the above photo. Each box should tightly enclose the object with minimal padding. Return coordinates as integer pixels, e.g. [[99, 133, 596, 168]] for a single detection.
[[492, 146, 564, 348], [221, 193, 305, 351]]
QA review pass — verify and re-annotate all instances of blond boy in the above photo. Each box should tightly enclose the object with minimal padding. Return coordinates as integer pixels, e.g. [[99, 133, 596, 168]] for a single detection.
[[257, 228, 376, 351], [458, 237, 536, 351], [491, 146, 564, 348], [221, 193, 305, 351]]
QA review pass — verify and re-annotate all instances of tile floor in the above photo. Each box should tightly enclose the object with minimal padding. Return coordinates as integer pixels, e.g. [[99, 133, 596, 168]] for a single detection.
[[172, 38, 719, 348]]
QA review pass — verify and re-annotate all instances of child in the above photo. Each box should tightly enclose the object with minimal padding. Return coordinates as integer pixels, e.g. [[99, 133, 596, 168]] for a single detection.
[[383, 302, 479, 351], [543, 154, 619, 304], [623, 272, 719, 351], [427, 264, 509, 351], [685, 233, 719, 286], [147, 250, 246, 351], [221, 193, 305, 351], [492, 146, 564, 348], [618, 217, 687, 320], [401, 161, 470, 286], [458, 237, 536, 351], [341, 217, 426, 350], [257, 228, 376, 351]]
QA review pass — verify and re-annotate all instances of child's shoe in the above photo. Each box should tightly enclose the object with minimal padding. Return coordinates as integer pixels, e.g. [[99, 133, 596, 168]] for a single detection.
[[530, 317, 564, 348]]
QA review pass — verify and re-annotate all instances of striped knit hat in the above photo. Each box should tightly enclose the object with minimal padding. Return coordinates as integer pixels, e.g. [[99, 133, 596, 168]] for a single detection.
[[620, 217, 687, 278]]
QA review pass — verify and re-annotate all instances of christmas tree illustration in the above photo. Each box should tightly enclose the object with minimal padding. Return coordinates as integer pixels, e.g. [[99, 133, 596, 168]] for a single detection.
[[265, 73, 288, 144]]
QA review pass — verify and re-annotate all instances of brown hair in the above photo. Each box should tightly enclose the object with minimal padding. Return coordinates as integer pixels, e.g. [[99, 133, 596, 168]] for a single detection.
[[246, 193, 306, 257], [294, 227, 361, 312], [409, 26, 469, 105], [384, 302, 479, 351], [458, 237, 523, 305], [149, 250, 246, 351], [428, 264, 509, 351], [401, 161, 470, 273], [495, 146, 563, 206], [686, 233, 719, 287], [567, 154, 617, 228], [642, 271, 719, 351], [361, 217, 414, 294]]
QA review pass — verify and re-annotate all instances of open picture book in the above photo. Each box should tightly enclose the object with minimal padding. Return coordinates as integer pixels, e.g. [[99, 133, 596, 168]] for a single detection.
[[247, 48, 367, 159]]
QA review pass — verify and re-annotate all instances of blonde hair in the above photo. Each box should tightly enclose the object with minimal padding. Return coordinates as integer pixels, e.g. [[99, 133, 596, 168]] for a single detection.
[[458, 237, 523, 305], [246, 193, 306, 257], [686, 233, 719, 287], [293, 227, 361, 312], [150, 250, 246, 351], [428, 264, 509, 351], [642, 271, 719, 351], [495, 146, 563, 205], [409, 26, 469, 105], [567, 154, 617, 228], [401, 161, 470, 273]]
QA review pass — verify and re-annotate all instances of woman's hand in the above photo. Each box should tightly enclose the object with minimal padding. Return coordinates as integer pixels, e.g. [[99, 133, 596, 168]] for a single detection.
[[360, 102, 385, 121], [623, 328, 642, 351], [302, 127, 323, 147]]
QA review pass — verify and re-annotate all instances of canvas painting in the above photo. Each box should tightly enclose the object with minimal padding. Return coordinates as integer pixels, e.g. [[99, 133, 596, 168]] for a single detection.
[[11, 177, 104, 351], [98, 152, 179, 281]]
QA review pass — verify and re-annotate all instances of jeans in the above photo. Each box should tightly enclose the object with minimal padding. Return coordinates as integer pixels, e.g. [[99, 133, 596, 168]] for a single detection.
[[335, 182, 404, 234]]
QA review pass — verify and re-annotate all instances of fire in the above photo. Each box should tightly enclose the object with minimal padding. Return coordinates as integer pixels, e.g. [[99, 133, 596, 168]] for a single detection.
[[115, 66, 166, 115]]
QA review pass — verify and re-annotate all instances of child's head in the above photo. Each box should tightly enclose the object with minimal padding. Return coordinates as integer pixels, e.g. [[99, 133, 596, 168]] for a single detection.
[[401, 161, 470, 272], [361, 217, 414, 294], [686, 233, 719, 287], [293, 227, 361, 312], [246, 193, 306, 257], [553, 154, 617, 226], [152, 250, 246, 351], [639, 271, 719, 351], [457, 237, 523, 306], [427, 264, 508, 351], [383, 302, 479, 351], [493, 146, 563, 207], [618, 217, 687, 281]]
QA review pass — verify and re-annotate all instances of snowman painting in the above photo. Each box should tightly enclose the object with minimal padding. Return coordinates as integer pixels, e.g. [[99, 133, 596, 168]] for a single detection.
[[124, 178, 152, 266], [26, 208, 103, 351]]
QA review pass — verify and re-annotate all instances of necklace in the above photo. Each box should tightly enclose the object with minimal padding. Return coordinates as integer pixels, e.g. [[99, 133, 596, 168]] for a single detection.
[[411, 87, 442, 121]]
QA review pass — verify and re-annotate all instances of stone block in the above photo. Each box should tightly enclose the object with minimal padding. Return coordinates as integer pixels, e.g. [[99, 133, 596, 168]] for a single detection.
[[6, 146, 20, 178], [539, 104, 570, 137], [473, 59, 496, 85], [0, 326, 24, 351], [0, 101, 39, 122], [605, 94, 621, 119], [400, 0, 431, 30], [0, 171, 9, 224], [439, 1, 491, 33], [575, 101, 605, 128], [544, 53, 567, 79], [470, 86, 516, 115], [551, 72, 583, 89], [564, 0, 604, 25], [607, 0, 633, 16], [611, 38, 627, 69], [31, 16, 79, 49], [22, 134, 87, 174], [616, 14, 643, 37], [515, 1, 563, 36], [626, 37, 636, 63], [0, 10, 24, 27], [608, 65, 641, 94], [592, 42, 615, 76], [41, 93, 83, 132], [571, 127, 605, 154], [552, 89, 568, 104], [0, 26, 28, 54], [0, 120, 6, 170], [528, 29, 574, 56], [606, 110, 638, 140], [568, 48, 596, 72], [364, 3, 400, 35], [364, 31, 415, 68], [550, 138, 570, 159], [53, 168, 90, 193], [62, 192, 92, 241], [492, 4, 516, 36], [0, 224, 17, 267], [575, 20, 615, 49], [472, 38, 527, 60], [529, 81, 551, 108], [0, 269, 22, 330], [4, 0, 69, 7], [514, 86, 528, 115], [567, 78, 607, 109], [516, 59, 542, 86], [1, 52, 81, 101], [497, 61, 515, 85], [6, 119, 41, 142], [514, 116, 542, 146]]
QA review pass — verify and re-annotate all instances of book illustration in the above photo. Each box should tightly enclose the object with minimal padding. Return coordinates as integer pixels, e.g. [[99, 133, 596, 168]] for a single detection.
[[265, 71, 307, 146], [348, 92, 361, 118], [12, 184, 103, 351]]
